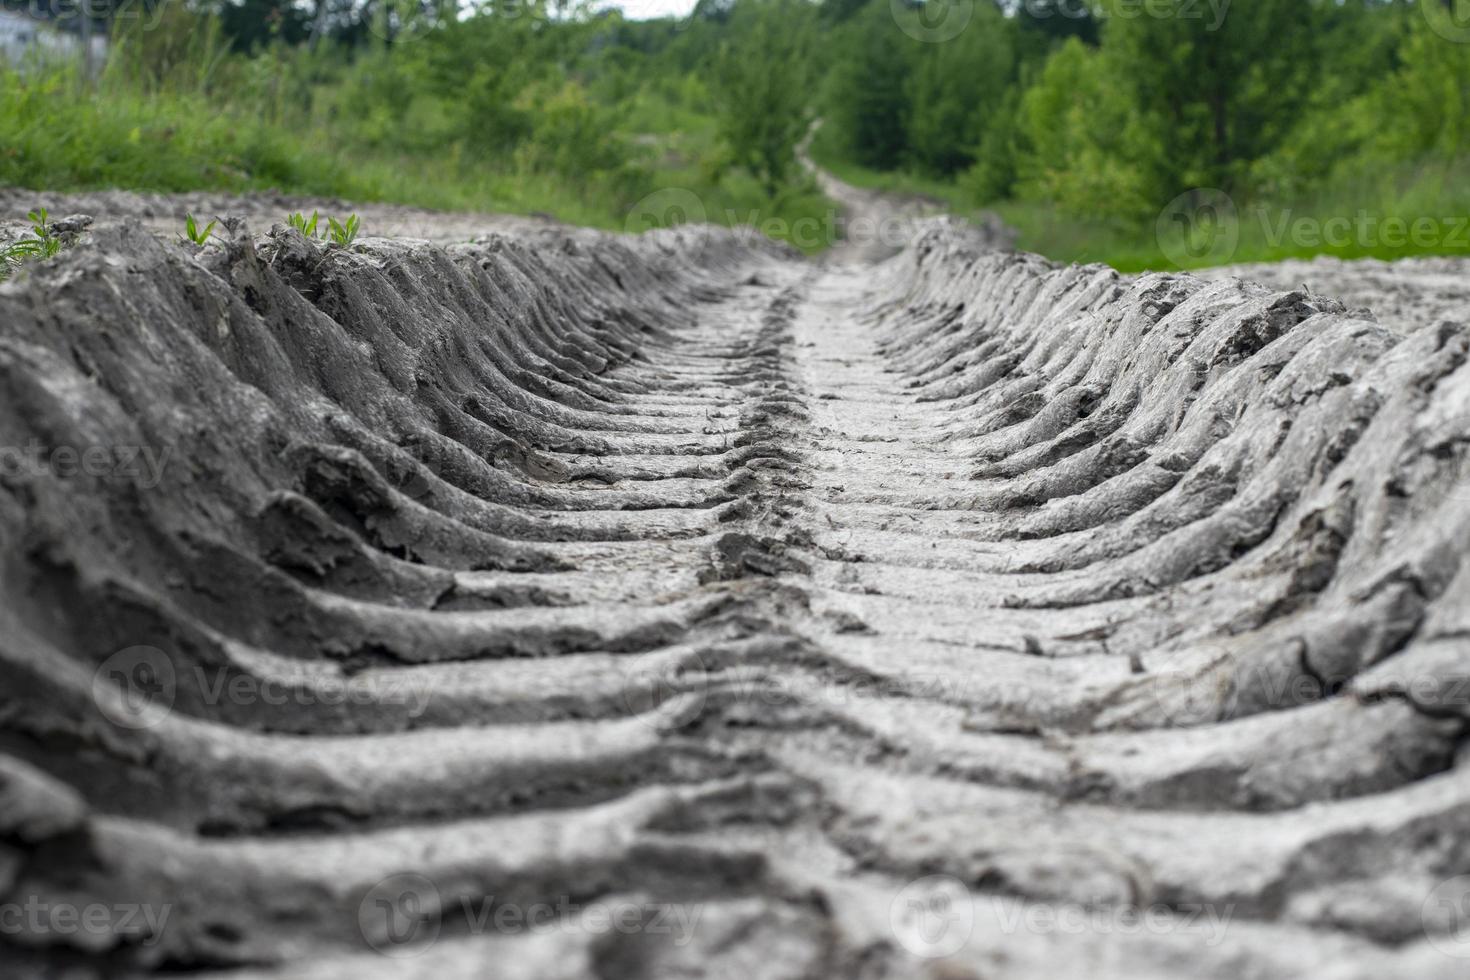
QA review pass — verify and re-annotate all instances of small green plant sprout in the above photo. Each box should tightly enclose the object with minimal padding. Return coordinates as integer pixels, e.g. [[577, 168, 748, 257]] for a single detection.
[[26, 209, 62, 259], [1, 207, 66, 282], [287, 210, 321, 238], [327, 214, 360, 246], [182, 213, 218, 246]]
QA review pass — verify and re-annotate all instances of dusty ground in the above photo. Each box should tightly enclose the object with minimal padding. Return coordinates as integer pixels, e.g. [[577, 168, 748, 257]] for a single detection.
[[0, 186, 553, 244], [1198, 254, 1470, 338], [3, 176, 1470, 980]]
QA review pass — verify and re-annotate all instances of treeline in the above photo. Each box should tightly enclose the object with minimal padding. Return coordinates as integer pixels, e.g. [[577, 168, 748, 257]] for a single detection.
[[4, 0, 1466, 250], [818, 0, 1469, 223]]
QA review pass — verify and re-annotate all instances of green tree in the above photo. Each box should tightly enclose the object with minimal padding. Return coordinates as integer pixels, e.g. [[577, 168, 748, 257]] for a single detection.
[[1011, 0, 1330, 219], [1014, 36, 1155, 217], [709, 0, 816, 197], [962, 85, 1020, 203], [1097, 0, 1321, 194], [906, 0, 1015, 177], [1370, 2, 1470, 162], [823, 0, 912, 170], [1015, 0, 1099, 46], [820, 0, 873, 25], [1246, 0, 1414, 197]]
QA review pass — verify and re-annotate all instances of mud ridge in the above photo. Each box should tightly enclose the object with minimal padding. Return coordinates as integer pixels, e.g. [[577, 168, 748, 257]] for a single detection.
[[2, 209, 1470, 979]]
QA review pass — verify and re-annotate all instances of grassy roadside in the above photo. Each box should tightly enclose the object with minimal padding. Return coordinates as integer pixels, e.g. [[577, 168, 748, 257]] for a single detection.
[[0, 67, 836, 252], [806, 126, 971, 212], [9, 62, 1460, 270], [808, 125, 1470, 272], [999, 159, 1470, 272]]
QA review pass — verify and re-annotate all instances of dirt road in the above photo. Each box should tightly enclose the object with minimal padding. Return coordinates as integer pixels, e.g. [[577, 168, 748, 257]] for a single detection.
[[3, 180, 1470, 979]]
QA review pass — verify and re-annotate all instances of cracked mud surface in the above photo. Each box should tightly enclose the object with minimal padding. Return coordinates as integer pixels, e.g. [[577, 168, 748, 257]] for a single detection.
[[3, 182, 1470, 979]]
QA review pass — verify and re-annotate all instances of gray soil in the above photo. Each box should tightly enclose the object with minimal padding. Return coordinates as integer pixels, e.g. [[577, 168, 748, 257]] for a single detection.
[[3, 174, 1470, 980], [1199, 254, 1470, 337], [0, 186, 552, 244]]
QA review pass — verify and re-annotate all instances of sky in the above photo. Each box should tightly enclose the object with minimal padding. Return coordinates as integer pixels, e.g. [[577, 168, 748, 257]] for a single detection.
[[601, 0, 702, 20]]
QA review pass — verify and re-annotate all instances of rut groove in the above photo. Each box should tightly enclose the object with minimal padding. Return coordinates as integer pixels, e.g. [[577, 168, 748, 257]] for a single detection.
[[2, 210, 1470, 979]]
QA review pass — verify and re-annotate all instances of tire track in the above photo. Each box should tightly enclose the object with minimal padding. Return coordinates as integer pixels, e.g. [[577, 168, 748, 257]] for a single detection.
[[2, 205, 1469, 978]]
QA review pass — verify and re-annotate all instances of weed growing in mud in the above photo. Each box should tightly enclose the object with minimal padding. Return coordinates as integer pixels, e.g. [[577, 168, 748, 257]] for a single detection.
[[286, 211, 360, 247], [0, 239, 45, 280], [287, 210, 321, 239], [182, 214, 218, 246], [0, 208, 65, 282], [25, 209, 62, 259], [327, 214, 360, 246]]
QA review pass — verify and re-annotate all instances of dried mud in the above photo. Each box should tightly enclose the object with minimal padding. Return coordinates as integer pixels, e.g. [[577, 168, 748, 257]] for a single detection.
[[2, 184, 1470, 979]]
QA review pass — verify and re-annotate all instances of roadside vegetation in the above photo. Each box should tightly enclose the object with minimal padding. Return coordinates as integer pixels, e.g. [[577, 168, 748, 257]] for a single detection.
[[1, 0, 834, 250], [814, 0, 1470, 270], [0, 0, 1465, 269]]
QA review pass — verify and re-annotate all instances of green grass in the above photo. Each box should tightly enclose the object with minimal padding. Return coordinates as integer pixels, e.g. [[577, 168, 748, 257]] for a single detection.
[[327, 214, 361, 246], [0, 67, 836, 253], [807, 122, 1470, 272], [182, 213, 217, 245], [991, 201, 1175, 272], [1000, 159, 1470, 273], [0, 69, 637, 222], [806, 125, 972, 212], [33, 60, 1460, 271]]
